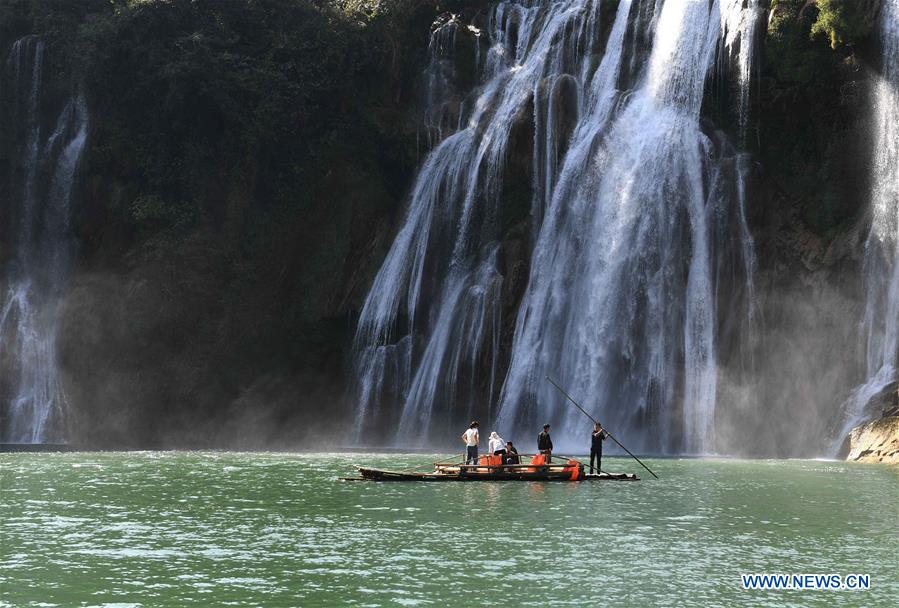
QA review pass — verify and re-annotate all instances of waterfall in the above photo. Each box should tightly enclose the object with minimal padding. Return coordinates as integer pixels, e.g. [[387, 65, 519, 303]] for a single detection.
[[833, 0, 899, 446], [353, 0, 761, 452], [721, 0, 764, 146], [0, 36, 88, 444]]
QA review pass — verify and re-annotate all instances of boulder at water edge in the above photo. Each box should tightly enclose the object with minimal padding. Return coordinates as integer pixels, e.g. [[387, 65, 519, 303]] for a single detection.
[[846, 417, 899, 464]]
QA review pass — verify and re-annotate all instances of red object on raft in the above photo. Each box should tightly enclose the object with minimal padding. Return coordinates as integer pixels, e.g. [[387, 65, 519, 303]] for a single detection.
[[564, 458, 581, 481]]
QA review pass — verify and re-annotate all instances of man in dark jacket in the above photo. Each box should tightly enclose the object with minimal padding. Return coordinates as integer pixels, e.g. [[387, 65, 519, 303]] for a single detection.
[[537, 424, 553, 462], [504, 441, 520, 465], [590, 422, 608, 474]]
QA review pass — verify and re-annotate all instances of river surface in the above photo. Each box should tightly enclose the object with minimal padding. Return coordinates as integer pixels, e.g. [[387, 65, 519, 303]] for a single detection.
[[1, 452, 896, 607]]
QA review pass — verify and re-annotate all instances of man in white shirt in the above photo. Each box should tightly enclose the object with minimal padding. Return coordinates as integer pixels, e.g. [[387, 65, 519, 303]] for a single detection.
[[461, 421, 480, 464]]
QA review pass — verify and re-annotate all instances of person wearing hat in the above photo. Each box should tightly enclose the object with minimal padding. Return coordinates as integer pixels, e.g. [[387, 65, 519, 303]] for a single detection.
[[488, 431, 507, 457], [537, 424, 553, 462], [488, 431, 507, 469]]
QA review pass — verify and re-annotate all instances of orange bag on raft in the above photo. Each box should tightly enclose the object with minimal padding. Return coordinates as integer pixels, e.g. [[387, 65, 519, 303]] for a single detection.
[[527, 453, 546, 472], [563, 459, 582, 481], [477, 455, 502, 471]]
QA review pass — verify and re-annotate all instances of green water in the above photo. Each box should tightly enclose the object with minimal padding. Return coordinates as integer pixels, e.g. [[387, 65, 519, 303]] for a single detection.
[[1, 453, 896, 607]]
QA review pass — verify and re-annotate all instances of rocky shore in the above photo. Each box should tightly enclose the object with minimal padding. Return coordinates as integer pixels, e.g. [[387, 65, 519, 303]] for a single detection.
[[844, 383, 899, 464]]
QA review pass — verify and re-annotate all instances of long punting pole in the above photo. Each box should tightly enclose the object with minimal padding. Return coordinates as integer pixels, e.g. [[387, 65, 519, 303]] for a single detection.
[[545, 376, 659, 479]]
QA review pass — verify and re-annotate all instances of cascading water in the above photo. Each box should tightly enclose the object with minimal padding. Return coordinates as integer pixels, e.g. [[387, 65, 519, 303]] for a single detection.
[[353, 0, 761, 452], [0, 36, 88, 444], [833, 0, 899, 446]]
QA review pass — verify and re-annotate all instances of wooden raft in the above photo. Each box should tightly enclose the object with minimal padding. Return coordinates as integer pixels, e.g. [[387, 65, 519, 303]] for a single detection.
[[340, 453, 639, 482]]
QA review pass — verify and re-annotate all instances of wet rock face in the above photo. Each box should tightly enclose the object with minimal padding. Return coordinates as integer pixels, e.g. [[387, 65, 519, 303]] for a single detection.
[[846, 416, 899, 464], [871, 381, 899, 417], [841, 383, 899, 463]]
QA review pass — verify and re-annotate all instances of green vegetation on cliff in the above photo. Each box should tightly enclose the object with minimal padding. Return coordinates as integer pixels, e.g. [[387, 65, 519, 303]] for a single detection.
[[810, 0, 881, 49], [758, 0, 879, 235]]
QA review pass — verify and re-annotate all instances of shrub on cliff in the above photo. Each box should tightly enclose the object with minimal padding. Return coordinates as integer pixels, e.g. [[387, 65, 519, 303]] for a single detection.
[[811, 0, 881, 49], [767, 0, 831, 84]]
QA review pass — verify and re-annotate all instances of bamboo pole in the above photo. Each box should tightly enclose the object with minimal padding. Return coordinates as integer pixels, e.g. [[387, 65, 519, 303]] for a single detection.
[[546, 376, 660, 479]]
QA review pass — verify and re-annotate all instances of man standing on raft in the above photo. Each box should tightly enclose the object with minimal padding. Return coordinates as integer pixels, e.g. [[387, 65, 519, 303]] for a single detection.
[[591, 422, 608, 474], [462, 421, 479, 464], [537, 424, 553, 462]]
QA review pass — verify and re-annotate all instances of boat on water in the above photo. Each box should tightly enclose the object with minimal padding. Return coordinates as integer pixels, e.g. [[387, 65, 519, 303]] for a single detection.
[[342, 453, 639, 482]]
